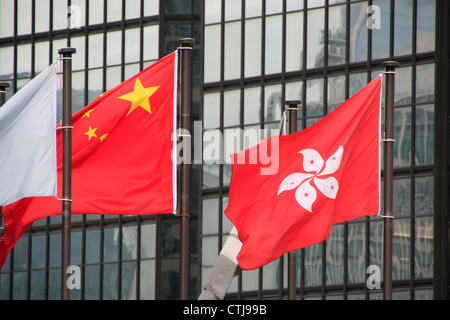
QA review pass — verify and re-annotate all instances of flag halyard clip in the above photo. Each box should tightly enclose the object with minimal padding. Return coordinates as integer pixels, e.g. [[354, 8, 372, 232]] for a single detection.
[[56, 126, 74, 130], [57, 198, 73, 202]]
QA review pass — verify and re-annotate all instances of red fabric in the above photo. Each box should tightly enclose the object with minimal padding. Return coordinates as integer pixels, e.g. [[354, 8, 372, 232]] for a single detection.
[[0, 52, 177, 269], [225, 76, 382, 270]]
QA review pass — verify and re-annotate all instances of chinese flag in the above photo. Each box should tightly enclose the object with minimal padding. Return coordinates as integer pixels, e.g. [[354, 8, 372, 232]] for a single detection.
[[225, 75, 382, 270], [0, 52, 178, 269]]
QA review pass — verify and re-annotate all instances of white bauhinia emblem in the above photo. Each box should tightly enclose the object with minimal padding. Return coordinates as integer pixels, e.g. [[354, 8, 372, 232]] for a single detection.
[[277, 146, 344, 213]]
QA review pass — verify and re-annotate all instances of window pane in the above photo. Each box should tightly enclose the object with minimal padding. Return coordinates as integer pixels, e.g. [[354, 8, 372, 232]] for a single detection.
[[13, 237, 28, 270], [72, 71, 85, 113], [307, 9, 324, 69], [34, 41, 50, 74], [393, 178, 411, 217], [286, 12, 304, 72], [31, 235, 46, 269], [203, 92, 220, 129], [349, 72, 367, 97], [85, 230, 100, 264], [107, 0, 122, 22], [416, 64, 435, 103], [204, 25, 221, 83], [122, 226, 137, 260], [415, 176, 433, 216], [53, 0, 67, 30], [103, 263, 118, 299], [393, 218, 410, 280], [326, 224, 344, 285], [349, 2, 368, 63], [71, 231, 82, 266], [140, 260, 155, 299], [347, 223, 365, 284], [244, 18, 262, 77], [106, 66, 121, 90], [394, 0, 413, 56], [165, 0, 191, 14], [30, 270, 45, 300], [414, 217, 433, 279], [371, 0, 390, 60], [104, 227, 119, 262], [88, 69, 103, 103], [245, 0, 262, 18], [244, 87, 261, 125], [205, 0, 221, 24], [202, 198, 219, 235], [328, 5, 346, 66], [287, 0, 303, 11], [49, 233, 61, 268], [121, 261, 137, 300], [415, 104, 434, 165], [0, 0, 14, 37], [125, 0, 140, 19], [70, 0, 86, 28], [224, 22, 241, 80], [13, 271, 27, 299], [17, 44, 31, 78], [308, 0, 324, 8], [125, 28, 140, 63], [0, 46, 13, 80], [225, 0, 241, 21], [395, 67, 412, 106], [89, 0, 104, 24], [394, 107, 412, 168], [141, 224, 156, 259], [264, 84, 282, 122], [143, 25, 159, 61], [144, 0, 159, 16], [306, 78, 324, 117], [304, 243, 322, 287], [417, 0, 435, 53], [224, 89, 240, 127], [266, 0, 282, 15], [262, 259, 280, 290], [17, 0, 32, 35], [88, 34, 104, 68], [35, 0, 50, 33], [107, 31, 122, 66], [84, 265, 100, 300], [265, 15, 282, 74], [328, 75, 345, 112]]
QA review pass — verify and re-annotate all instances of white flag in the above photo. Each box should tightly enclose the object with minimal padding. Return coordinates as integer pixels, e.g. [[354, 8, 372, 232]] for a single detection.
[[0, 63, 57, 206]]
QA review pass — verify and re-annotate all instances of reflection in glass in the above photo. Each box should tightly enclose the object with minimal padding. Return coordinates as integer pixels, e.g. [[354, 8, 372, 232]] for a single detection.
[[104, 227, 119, 262], [49, 233, 61, 268], [31, 235, 46, 269], [328, 5, 346, 66], [88, 69, 103, 104], [122, 226, 137, 260], [103, 263, 118, 300], [0, 46, 13, 80], [30, 270, 45, 300], [71, 231, 82, 266], [369, 220, 383, 268], [85, 230, 100, 264], [72, 71, 85, 113], [327, 75, 345, 112], [347, 223, 365, 284], [107, 31, 122, 66], [224, 22, 241, 80], [393, 218, 410, 280], [307, 9, 324, 69], [349, 72, 366, 97], [17, 44, 31, 78], [414, 217, 433, 279], [262, 259, 280, 290], [141, 224, 156, 259], [265, 15, 282, 75], [121, 261, 137, 299], [202, 236, 218, 285], [245, 18, 262, 78], [415, 104, 434, 165], [349, 2, 368, 63], [286, 12, 303, 72], [140, 260, 156, 299], [165, 0, 191, 14], [84, 265, 99, 299], [70, 36, 85, 71], [394, 0, 413, 56], [242, 269, 258, 291], [143, 25, 159, 61], [204, 25, 221, 83]]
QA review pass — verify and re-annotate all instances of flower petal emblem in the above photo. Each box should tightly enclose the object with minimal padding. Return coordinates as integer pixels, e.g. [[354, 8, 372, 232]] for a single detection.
[[278, 146, 343, 213]]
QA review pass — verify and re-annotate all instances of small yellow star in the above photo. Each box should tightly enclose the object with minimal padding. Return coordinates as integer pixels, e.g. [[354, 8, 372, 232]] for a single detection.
[[99, 133, 109, 142], [82, 109, 94, 118], [84, 126, 98, 141], [118, 78, 159, 117]]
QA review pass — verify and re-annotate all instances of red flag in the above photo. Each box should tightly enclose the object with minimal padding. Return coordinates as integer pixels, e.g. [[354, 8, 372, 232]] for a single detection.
[[225, 75, 382, 270], [0, 52, 178, 269]]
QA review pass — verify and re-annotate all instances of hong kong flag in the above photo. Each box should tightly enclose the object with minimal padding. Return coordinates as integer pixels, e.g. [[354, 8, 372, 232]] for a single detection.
[[225, 75, 383, 270]]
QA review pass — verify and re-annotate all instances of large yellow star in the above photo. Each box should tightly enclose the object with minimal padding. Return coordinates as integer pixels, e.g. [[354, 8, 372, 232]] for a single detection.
[[118, 78, 159, 117]]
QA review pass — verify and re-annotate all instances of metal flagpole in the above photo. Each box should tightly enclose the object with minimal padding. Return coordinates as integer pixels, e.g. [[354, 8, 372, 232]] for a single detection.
[[178, 38, 194, 300], [382, 61, 398, 300], [286, 100, 300, 300], [58, 47, 76, 300], [0, 82, 9, 239]]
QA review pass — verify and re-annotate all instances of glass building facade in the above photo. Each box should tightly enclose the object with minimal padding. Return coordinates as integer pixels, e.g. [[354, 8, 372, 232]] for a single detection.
[[0, 0, 448, 300]]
